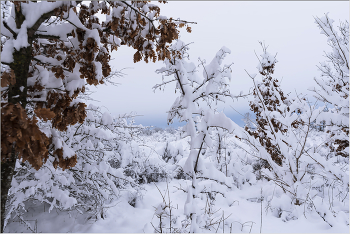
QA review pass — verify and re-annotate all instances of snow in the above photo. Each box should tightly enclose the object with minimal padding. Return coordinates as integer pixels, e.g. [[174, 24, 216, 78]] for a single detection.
[[65, 79, 85, 96], [62, 144, 75, 159], [7, 1, 66, 52], [102, 112, 113, 125], [1, 2, 348, 233], [112, 6, 124, 18], [39, 23, 75, 41], [4, 125, 350, 233], [12, 21, 29, 50], [5, 178, 349, 233], [1, 39, 14, 63], [21, 1, 64, 29]]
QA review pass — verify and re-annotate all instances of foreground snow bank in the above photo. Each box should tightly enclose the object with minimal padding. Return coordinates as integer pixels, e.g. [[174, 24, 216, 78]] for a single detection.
[[4, 179, 348, 233]]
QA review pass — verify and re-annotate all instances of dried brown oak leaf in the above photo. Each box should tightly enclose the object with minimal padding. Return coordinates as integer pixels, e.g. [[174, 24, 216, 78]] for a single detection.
[[35, 107, 56, 121], [1, 103, 50, 170], [1, 69, 16, 87], [52, 148, 77, 170]]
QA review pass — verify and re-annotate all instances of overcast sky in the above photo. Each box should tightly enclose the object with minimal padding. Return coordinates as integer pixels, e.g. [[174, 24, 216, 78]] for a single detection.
[[85, 1, 349, 128]]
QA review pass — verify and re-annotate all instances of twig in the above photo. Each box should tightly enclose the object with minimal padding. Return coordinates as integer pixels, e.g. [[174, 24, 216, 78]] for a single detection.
[[260, 187, 263, 233]]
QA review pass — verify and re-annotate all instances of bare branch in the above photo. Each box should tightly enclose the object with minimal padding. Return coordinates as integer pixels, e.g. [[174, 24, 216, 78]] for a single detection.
[[2, 21, 17, 39]]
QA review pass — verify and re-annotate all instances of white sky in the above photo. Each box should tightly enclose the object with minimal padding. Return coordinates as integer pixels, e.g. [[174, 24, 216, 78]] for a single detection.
[[86, 1, 349, 128]]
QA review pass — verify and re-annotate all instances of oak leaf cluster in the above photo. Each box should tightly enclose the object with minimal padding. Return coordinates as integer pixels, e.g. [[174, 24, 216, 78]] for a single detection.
[[1, 1, 192, 171]]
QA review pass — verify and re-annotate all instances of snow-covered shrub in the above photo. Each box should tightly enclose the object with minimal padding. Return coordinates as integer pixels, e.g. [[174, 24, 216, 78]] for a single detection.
[[124, 160, 169, 184], [312, 13, 349, 159], [206, 128, 230, 175], [202, 128, 258, 189], [159, 140, 186, 164], [140, 127, 154, 136], [251, 158, 270, 180], [155, 40, 248, 232], [173, 166, 191, 180], [5, 105, 144, 225], [151, 183, 185, 233], [234, 42, 349, 226], [140, 126, 164, 136], [165, 127, 177, 134]]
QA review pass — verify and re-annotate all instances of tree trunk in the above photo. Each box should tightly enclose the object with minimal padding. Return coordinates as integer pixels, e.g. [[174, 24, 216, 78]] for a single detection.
[[8, 47, 32, 107], [1, 146, 17, 233], [1, 3, 56, 232], [1, 46, 32, 232]]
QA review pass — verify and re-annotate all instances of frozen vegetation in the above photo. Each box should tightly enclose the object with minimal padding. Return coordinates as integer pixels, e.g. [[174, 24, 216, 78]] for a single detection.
[[4, 127, 349, 233], [4, 36, 349, 233], [1, 1, 348, 233]]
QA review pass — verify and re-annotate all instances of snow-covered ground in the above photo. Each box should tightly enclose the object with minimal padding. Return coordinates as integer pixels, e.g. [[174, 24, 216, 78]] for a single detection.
[[4, 129, 349, 233], [4, 180, 348, 233]]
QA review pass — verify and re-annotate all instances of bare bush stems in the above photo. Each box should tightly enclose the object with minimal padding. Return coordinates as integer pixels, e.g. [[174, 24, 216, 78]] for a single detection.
[[151, 181, 181, 233]]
